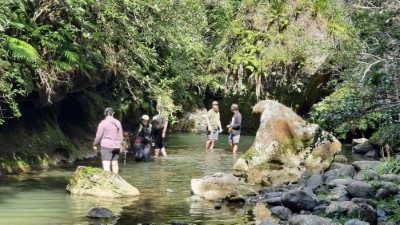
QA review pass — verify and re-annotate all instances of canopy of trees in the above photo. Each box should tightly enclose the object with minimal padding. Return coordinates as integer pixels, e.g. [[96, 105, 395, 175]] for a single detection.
[[0, 0, 399, 149]]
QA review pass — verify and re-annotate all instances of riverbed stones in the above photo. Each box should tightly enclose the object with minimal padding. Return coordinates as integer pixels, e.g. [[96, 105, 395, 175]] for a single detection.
[[289, 215, 340, 225], [353, 138, 369, 144], [265, 197, 282, 205], [375, 182, 399, 200], [353, 169, 380, 181], [233, 100, 341, 185], [190, 172, 256, 201], [66, 166, 140, 198], [345, 219, 370, 225], [306, 172, 324, 187], [326, 186, 348, 201], [328, 178, 354, 188], [353, 142, 376, 154], [345, 181, 374, 199], [281, 190, 318, 212], [270, 206, 293, 220], [352, 161, 383, 171], [326, 201, 377, 225]]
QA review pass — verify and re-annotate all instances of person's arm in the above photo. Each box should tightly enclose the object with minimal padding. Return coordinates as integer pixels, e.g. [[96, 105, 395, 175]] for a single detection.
[[117, 121, 123, 145], [162, 119, 168, 138], [93, 122, 104, 149], [206, 112, 212, 132]]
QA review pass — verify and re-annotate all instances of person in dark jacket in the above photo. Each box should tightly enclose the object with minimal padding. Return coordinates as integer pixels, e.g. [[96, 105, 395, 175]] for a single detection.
[[134, 115, 152, 162], [226, 104, 242, 154]]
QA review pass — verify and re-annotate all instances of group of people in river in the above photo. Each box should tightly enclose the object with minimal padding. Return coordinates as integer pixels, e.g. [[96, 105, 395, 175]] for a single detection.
[[92, 101, 242, 174]]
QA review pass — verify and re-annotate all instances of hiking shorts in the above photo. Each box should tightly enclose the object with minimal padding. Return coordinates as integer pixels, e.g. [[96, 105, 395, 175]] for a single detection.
[[207, 129, 219, 141], [101, 147, 120, 161], [228, 134, 240, 144]]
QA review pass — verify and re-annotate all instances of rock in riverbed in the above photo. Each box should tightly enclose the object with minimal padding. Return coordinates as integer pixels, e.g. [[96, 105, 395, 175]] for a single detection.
[[66, 166, 140, 198]]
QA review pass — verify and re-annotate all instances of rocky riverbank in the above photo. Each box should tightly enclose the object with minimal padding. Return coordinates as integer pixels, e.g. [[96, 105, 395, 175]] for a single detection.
[[189, 158, 400, 225]]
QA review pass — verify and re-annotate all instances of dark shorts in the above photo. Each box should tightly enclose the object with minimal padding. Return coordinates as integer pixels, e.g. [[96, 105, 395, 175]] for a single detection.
[[101, 147, 120, 161], [153, 128, 164, 149]]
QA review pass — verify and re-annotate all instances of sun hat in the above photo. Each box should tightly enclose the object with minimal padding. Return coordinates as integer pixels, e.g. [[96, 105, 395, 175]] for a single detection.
[[141, 115, 150, 120], [212, 101, 218, 105]]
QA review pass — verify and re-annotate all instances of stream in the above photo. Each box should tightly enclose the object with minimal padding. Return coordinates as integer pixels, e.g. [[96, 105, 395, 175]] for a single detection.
[[0, 133, 256, 225]]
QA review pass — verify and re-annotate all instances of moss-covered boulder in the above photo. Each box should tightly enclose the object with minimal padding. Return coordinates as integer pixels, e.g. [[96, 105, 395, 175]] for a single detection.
[[234, 100, 341, 185], [66, 166, 140, 198]]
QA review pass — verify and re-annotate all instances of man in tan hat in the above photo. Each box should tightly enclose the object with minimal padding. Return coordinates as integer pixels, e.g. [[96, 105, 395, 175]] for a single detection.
[[205, 101, 222, 150]]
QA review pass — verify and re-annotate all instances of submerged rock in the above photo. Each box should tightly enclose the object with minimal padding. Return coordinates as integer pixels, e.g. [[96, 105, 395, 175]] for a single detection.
[[66, 166, 140, 198], [86, 207, 115, 218], [190, 172, 256, 201], [233, 100, 341, 186]]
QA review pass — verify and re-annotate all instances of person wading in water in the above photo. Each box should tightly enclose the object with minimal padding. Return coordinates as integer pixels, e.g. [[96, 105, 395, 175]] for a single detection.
[[227, 103, 242, 154], [205, 101, 222, 150], [93, 107, 123, 174], [151, 106, 168, 157], [134, 115, 152, 162]]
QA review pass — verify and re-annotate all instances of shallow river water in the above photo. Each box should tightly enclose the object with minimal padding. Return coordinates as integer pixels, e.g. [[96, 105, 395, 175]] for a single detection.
[[0, 133, 256, 225]]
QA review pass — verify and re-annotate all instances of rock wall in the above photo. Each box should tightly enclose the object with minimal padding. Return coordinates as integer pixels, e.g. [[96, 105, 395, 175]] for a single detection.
[[174, 108, 208, 133], [234, 100, 341, 186]]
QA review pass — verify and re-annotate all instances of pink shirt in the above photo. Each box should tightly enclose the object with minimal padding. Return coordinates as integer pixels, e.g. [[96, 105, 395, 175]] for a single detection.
[[93, 117, 123, 149]]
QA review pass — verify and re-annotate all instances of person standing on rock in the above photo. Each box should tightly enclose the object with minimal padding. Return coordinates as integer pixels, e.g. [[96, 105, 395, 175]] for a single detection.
[[206, 101, 222, 150], [151, 105, 168, 157], [134, 115, 152, 162], [227, 103, 242, 154], [93, 107, 123, 174]]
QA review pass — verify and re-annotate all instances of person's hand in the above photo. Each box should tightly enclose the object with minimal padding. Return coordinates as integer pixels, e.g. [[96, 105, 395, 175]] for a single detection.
[[162, 132, 166, 138], [152, 142, 155, 147], [93, 146, 97, 151], [226, 124, 231, 128]]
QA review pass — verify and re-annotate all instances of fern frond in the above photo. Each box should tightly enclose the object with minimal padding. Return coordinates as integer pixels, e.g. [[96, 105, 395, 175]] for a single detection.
[[63, 50, 79, 63], [6, 36, 41, 63]]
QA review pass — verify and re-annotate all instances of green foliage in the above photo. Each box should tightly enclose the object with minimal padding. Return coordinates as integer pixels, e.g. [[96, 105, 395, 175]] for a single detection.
[[0, 0, 225, 124], [375, 157, 400, 175], [210, 0, 355, 99], [371, 124, 400, 150], [372, 197, 400, 223], [310, 0, 400, 146]]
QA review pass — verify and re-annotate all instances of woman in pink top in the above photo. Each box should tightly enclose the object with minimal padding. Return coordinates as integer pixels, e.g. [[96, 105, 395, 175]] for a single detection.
[[93, 108, 123, 174]]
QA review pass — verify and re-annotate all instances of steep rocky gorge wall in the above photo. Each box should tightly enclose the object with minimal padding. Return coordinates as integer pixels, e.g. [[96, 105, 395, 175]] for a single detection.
[[0, 91, 114, 174]]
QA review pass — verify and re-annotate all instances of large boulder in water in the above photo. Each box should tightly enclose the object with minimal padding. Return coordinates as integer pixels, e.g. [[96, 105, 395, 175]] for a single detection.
[[234, 100, 341, 185], [191, 172, 257, 201], [66, 166, 140, 198]]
